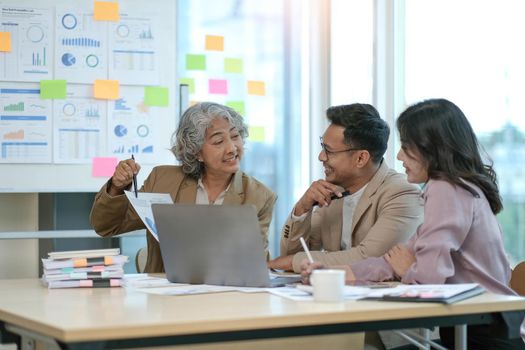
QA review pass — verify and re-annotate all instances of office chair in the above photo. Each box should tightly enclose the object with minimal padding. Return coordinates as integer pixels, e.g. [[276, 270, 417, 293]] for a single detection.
[[135, 247, 147, 273], [510, 261, 525, 296]]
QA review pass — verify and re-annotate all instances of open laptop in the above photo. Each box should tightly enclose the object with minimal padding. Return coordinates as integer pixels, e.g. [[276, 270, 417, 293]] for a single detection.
[[152, 203, 301, 288]]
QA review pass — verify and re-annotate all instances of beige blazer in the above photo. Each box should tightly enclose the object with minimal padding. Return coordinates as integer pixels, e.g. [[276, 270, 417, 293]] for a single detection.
[[280, 161, 423, 272], [90, 166, 277, 273]]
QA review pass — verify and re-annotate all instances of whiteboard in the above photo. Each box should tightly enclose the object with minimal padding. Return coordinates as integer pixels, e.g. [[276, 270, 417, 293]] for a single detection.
[[0, 0, 177, 192]]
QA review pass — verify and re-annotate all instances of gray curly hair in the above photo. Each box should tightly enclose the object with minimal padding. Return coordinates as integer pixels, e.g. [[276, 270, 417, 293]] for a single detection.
[[171, 102, 248, 179]]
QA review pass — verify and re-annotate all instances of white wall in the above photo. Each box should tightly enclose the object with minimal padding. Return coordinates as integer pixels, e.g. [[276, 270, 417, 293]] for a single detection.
[[0, 194, 39, 278]]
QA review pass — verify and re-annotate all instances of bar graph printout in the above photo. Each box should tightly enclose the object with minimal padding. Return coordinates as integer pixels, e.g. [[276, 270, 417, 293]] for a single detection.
[[107, 86, 159, 163], [54, 5, 107, 83], [0, 83, 52, 163], [0, 6, 53, 81]]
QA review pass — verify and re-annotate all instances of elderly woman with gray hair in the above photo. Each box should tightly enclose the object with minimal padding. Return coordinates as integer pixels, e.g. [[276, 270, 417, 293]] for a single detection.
[[90, 102, 277, 273]]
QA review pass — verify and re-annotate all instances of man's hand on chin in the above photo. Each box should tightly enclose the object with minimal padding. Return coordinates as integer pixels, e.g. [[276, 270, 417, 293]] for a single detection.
[[267, 255, 294, 271]]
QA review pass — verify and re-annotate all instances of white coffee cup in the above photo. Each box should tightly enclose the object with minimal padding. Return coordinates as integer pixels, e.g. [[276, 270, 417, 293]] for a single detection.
[[310, 269, 345, 302]]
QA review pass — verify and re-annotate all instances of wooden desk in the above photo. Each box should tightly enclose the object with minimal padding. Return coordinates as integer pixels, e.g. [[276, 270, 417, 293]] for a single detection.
[[0, 279, 524, 350]]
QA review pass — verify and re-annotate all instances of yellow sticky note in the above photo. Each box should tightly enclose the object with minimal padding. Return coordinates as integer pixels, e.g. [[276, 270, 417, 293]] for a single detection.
[[248, 127, 265, 142], [224, 58, 243, 73], [94, 79, 120, 100], [247, 81, 266, 96], [205, 35, 224, 51], [0, 32, 12, 52], [94, 1, 120, 21]]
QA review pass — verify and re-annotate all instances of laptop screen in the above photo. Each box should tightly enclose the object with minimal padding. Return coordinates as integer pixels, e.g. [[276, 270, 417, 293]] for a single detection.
[[152, 203, 273, 287]]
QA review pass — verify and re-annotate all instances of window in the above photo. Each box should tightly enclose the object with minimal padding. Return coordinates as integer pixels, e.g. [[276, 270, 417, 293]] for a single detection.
[[404, 0, 525, 265], [177, 0, 306, 256], [330, 0, 374, 106]]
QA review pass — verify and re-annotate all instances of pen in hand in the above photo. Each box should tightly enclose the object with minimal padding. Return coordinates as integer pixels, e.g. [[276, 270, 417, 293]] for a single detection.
[[131, 154, 138, 198], [312, 190, 351, 207], [299, 237, 314, 264]]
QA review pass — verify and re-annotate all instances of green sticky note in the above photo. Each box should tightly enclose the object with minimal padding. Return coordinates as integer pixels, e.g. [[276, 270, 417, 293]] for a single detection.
[[248, 126, 265, 142], [40, 80, 66, 99], [179, 78, 195, 93], [186, 54, 206, 70], [144, 86, 169, 107], [224, 58, 243, 73], [226, 101, 245, 116]]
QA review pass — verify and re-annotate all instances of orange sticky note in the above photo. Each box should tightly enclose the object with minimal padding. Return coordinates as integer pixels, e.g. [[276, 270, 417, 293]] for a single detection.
[[94, 79, 120, 100], [205, 35, 224, 51], [93, 1, 120, 21], [247, 81, 266, 96], [92, 157, 118, 177], [73, 258, 88, 268], [0, 32, 12, 52]]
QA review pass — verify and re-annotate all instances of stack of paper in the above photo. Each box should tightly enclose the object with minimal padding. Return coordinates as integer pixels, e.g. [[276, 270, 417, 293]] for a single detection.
[[41, 248, 129, 289]]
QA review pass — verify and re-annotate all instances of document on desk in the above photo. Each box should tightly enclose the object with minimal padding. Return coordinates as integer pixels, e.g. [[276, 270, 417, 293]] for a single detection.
[[362, 283, 484, 304], [132, 284, 268, 296], [124, 191, 173, 241], [268, 285, 371, 301], [123, 275, 268, 294], [122, 274, 176, 288]]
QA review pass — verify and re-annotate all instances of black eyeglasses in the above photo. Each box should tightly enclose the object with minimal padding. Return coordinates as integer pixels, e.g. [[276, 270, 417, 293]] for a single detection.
[[319, 137, 360, 158]]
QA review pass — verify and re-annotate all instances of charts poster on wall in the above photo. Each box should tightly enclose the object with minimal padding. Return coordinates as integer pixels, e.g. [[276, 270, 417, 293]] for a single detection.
[[0, 0, 176, 192]]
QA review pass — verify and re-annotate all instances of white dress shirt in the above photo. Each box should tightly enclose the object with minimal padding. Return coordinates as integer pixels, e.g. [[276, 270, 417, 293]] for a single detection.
[[196, 178, 230, 205]]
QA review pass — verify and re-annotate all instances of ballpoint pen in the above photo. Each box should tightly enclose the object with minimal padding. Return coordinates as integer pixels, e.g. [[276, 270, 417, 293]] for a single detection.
[[299, 237, 314, 264], [312, 190, 351, 207], [131, 154, 138, 198]]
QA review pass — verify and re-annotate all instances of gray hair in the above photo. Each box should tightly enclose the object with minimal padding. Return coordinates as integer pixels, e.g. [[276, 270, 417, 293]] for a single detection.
[[171, 102, 248, 179]]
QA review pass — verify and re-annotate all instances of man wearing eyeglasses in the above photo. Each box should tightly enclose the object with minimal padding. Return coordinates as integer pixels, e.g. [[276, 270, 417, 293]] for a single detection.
[[268, 103, 423, 273]]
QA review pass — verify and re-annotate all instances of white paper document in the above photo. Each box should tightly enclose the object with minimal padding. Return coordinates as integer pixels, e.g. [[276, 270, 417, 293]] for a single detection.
[[122, 274, 176, 288], [268, 285, 371, 302], [124, 276, 268, 295], [124, 191, 173, 241]]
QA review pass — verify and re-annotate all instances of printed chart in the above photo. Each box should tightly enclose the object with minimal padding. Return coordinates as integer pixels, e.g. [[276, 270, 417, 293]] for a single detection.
[[54, 6, 107, 83], [53, 85, 106, 163], [107, 86, 159, 163], [0, 6, 53, 81], [109, 14, 160, 85], [0, 85, 52, 163]]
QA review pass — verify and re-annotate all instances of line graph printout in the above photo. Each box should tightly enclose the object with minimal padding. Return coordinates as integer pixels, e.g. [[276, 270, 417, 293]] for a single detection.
[[0, 6, 53, 81], [109, 13, 160, 85], [55, 5, 107, 83], [53, 84, 107, 163], [0, 84, 52, 163]]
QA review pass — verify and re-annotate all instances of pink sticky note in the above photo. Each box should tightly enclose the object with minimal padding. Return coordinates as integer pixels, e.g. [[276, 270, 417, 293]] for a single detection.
[[92, 157, 118, 177], [209, 79, 228, 94]]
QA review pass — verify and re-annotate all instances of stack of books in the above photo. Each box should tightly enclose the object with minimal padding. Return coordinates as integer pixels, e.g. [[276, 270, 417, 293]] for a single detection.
[[41, 248, 129, 289]]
